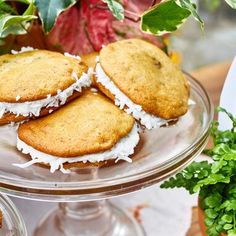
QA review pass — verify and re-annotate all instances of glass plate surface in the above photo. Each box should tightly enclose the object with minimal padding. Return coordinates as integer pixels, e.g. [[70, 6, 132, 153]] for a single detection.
[[0, 194, 27, 236], [0, 75, 213, 201]]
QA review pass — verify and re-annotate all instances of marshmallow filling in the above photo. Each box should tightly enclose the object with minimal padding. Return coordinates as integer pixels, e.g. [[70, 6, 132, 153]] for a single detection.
[[14, 123, 140, 174], [95, 63, 173, 129], [11, 46, 37, 54], [0, 70, 92, 119]]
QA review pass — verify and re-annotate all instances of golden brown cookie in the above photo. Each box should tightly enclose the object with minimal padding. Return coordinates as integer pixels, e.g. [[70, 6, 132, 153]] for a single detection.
[[0, 50, 91, 124], [96, 39, 189, 121], [17, 90, 138, 172], [18, 90, 134, 156]]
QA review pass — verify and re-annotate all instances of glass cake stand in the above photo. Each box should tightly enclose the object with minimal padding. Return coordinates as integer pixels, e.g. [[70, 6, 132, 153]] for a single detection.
[[0, 194, 27, 236], [0, 74, 213, 236]]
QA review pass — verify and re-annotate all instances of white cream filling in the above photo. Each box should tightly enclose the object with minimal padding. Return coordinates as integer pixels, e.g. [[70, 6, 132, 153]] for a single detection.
[[95, 63, 172, 130], [0, 70, 92, 118], [14, 123, 140, 174], [64, 52, 81, 61], [11, 46, 37, 54]]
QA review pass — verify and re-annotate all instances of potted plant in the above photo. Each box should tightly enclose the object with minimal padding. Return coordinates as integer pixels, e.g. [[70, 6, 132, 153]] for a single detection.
[[198, 204, 227, 236], [161, 107, 236, 236]]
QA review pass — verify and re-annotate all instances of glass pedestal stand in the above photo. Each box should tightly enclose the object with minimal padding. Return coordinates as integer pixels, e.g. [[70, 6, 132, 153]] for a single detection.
[[35, 168, 145, 236], [35, 201, 145, 236], [0, 194, 27, 236], [0, 75, 213, 236]]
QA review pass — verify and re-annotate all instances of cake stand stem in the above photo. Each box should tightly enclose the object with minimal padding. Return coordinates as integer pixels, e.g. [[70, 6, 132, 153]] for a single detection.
[[34, 199, 145, 236]]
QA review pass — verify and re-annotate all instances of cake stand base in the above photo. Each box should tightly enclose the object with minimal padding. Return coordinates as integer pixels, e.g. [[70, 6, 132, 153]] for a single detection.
[[34, 200, 145, 236]]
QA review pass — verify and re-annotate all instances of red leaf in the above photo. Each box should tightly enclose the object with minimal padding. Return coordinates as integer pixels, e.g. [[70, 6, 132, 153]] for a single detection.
[[46, 0, 165, 55]]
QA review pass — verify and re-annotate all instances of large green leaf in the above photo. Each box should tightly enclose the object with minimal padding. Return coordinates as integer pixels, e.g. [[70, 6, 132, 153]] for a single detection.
[[176, 0, 204, 28], [23, 1, 36, 16], [141, 0, 191, 35], [0, 14, 37, 37], [225, 0, 236, 8], [35, 0, 76, 33], [103, 0, 124, 20]]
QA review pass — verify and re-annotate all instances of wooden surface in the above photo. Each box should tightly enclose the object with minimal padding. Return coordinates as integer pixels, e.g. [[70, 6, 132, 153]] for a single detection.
[[191, 62, 231, 107], [186, 207, 202, 236], [186, 61, 231, 236]]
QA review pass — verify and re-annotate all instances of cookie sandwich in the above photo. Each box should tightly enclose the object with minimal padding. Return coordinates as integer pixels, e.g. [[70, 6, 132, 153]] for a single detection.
[[95, 39, 190, 129], [15, 90, 139, 173], [0, 50, 92, 124]]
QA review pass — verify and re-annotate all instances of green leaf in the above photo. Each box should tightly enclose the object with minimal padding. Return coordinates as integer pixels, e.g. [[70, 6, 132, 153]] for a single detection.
[[103, 0, 124, 21], [228, 185, 236, 195], [194, 174, 230, 192], [23, 1, 36, 16], [215, 224, 223, 232], [141, 0, 191, 35], [35, 0, 76, 33], [206, 225, 220, 236], [11, 0, 34, 3], [0, 14, 37, 38], [211, 158, 227, 173], [212, 144, 231, 156], [223, 224, 233, 230], [205, 194, 222, 208], [220, 199, 236, 211], [216, 107, 236, 130], [226, 201, 236, 211], [225, 0, 236, 9], [205, 209, 218, 219], [221, 214, 233, 223], [161, 161, 212, 194], [0, 1, 17, 14], [176, 0, 204, 28], [205, 217, 215, 227], [228, 228, 236, 236]]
